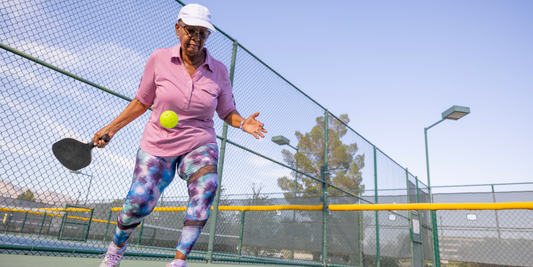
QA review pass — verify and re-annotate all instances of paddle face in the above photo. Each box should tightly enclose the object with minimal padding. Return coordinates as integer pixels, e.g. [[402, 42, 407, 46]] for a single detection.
[[52, 135, 109, 171]]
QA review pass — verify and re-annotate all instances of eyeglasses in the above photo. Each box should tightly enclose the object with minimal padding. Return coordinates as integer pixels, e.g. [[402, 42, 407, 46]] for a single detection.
[[179, 21, 210, 40]]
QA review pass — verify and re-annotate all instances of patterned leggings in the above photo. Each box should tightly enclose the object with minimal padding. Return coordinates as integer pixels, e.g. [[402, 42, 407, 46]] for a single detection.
[[113, 144, 219, 256]]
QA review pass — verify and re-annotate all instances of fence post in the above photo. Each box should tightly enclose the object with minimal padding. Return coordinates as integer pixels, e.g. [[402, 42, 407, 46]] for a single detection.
[[20, 211, 29, 234], [38, 212, 47, 237], [207, 39, 238, 263], [322, 110, 329, 267], [431, 211, 440, 267], [103, 209, 113, 243], [374, 146, 380, 267], [136, 219, 145, 246], [46, 215, 53, 234], [359, 201, 364, 267], [492, 184, 501, 239], [416, 177, 425, 265], [237, 210, 245, 258], [429, 187, 440, 267], [84, 208, 94, 242], [407, 169, 415, 267]]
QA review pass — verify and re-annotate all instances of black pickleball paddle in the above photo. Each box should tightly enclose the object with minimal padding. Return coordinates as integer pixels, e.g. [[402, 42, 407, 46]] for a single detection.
[[52, 134, 110, 171]]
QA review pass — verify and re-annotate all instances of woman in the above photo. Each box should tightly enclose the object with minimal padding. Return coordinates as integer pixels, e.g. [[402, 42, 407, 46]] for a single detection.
[[95, 4, 266, 267]]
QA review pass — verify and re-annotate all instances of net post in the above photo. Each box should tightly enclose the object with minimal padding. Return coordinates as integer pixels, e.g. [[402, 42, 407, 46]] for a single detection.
[[322, 110, 329, 267], [374, 146, 380, 267], [207, 39, 238, 263]]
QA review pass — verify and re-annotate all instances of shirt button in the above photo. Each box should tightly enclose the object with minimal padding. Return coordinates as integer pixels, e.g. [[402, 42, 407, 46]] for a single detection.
[[188, 81, 192, 83]]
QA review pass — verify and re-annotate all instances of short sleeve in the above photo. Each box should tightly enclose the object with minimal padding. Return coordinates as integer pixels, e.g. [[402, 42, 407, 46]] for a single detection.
[[216, 66, 237, 120], [135, 50, 158, 106]]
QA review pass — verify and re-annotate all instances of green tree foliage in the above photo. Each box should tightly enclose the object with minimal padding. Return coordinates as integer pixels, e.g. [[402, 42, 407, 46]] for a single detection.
[[17, 189, 36, 202], [277, 114, 365, 198]]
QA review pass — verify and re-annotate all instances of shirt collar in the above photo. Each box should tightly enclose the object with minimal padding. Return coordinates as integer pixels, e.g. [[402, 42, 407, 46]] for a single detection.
[[171, 45, 214, 72]]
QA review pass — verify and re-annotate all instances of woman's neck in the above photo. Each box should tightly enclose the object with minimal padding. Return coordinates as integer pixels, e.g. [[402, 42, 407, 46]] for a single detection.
[[181, 48, 205, 68]]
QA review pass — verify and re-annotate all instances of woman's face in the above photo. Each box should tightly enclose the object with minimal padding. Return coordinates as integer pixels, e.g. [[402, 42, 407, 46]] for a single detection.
[[175, 20, 210, 57]]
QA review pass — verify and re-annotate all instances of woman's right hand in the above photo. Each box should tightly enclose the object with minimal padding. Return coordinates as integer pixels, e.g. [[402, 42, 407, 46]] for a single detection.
[[92, 126, 115, 148], [90, 98, 151, 149]]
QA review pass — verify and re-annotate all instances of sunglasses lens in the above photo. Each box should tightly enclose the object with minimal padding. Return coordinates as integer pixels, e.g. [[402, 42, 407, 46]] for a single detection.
[[184, 26, 209, 39]]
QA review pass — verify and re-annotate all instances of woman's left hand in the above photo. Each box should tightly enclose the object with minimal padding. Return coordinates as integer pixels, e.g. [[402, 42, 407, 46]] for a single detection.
[[242, 112, 267, 139]]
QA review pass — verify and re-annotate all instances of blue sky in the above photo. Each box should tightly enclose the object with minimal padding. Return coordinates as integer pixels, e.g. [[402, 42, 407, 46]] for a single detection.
[[184, 0, 533, 190]]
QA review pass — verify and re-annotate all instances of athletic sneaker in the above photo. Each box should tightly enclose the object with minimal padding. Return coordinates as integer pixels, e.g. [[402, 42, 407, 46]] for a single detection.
[[165, 259, 188, 267], [99, 242, 126, 267]]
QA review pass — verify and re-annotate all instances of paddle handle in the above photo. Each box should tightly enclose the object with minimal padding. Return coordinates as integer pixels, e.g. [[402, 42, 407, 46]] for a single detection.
[[88, 134, 111, 148]]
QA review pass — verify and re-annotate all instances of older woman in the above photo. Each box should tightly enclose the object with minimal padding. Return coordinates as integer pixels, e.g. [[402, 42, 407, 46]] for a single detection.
[[95, 4, 266, 267]]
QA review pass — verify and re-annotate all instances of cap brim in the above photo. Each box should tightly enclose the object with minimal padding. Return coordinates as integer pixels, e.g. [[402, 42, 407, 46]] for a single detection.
[[181, 18, 216, 33]]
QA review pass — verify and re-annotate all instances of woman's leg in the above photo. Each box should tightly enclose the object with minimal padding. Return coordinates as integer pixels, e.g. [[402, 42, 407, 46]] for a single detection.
[[174, 144, 219, 258], [113, 149, 179, 246]]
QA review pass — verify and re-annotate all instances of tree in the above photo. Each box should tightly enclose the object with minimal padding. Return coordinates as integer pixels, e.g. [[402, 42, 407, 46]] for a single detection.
[[277, 114, 365, 198], [17, 189, 36, 202]]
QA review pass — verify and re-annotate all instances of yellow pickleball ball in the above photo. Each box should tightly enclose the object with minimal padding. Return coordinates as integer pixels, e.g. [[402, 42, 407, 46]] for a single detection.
[[160, 110, 179, 129]]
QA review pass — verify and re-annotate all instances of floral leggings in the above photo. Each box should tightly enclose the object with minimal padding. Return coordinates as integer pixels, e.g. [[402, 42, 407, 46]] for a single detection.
[[113, 144, 218, 256]]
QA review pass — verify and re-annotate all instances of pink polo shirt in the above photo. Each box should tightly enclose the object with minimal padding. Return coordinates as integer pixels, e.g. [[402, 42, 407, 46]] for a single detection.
[[135, 45, 236, 157]]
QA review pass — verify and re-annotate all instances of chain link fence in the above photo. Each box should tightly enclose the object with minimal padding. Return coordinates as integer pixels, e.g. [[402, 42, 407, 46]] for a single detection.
[[2, 0, 530, 267], [434, 209, 533, 266]]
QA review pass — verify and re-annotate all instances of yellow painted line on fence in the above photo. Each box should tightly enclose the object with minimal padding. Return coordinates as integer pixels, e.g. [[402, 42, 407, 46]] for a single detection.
[[328, 202, 533, 211], [217, 205, 324, 211], [111, 207, 187, 212], [1, 207, 122, 227], [4, 202, 532, 228], [38, 208, 93, 212], [0, 207, 93, 212], [111, 205, 324, 212]]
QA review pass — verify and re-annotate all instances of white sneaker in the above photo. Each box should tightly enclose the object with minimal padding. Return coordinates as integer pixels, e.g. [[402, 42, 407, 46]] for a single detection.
[[99, 242, 126, 267], [165, 259, 188, 267]]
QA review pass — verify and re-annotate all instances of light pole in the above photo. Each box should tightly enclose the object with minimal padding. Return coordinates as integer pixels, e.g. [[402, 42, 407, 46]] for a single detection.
[[424, 105, 469, 267], [70, 170, 94, 205], [272, 135, 299, 197], [272, 135, 299, 261], [424, 105, 470, 202]]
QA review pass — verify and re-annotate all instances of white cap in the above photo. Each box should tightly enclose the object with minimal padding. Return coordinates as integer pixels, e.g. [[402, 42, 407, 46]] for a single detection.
[[178, 4, 216, 32]]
